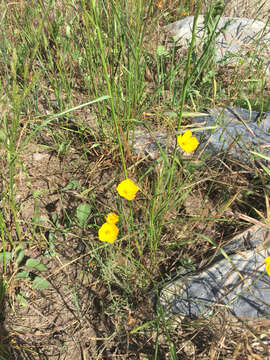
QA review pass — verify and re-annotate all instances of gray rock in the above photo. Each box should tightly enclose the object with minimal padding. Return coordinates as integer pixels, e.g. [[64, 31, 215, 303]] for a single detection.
[[165, 16, 270, 71], [129, 110, 270, 320], [160, 225, 270, 319], [224, 0, 270, 20], [129, 129, 174, 160], [129, 107, 270, 165], [196, 106, 270, 164]]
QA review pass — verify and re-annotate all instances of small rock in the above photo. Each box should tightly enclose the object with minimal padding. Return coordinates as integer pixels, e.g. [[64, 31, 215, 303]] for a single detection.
[[129, 129, 174, 160], [33, 152, 49, 162]]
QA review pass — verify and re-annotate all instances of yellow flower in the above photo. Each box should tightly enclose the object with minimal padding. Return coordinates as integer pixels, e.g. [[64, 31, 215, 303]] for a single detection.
[[177, 129, 199, 153], [116, 179, 140, 201], [156, 1, 162, 8], [265, 256, 270, 276], [106, 212, 119, 224], [98, 222, 119, 243]]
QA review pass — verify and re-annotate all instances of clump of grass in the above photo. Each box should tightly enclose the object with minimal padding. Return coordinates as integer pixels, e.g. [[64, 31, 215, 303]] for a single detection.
[[0, 0, 270, 359]]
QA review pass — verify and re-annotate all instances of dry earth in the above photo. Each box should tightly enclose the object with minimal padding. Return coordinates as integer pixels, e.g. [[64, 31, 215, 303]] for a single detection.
[[1, 1, 270, 359]]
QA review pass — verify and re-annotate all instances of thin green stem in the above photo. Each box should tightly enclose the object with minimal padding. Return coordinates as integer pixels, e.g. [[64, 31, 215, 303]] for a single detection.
[[88, 1, 128, 178], [167, 1, 202, 199]]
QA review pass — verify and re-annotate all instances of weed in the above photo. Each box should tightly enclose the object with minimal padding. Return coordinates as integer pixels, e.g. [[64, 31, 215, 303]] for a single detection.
[[0, 0, 270, 359]]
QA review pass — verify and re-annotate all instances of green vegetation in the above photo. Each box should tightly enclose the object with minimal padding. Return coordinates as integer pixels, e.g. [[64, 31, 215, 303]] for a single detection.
[[0, 0, 269, 358]]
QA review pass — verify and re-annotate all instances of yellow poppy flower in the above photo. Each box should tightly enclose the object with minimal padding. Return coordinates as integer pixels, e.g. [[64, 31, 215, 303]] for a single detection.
[[265, 256, 270, 276], [98, 222, 119, 243], [116, 179, 140, 201], [106, 212, 119, 224], [177, 129, 199, 153]]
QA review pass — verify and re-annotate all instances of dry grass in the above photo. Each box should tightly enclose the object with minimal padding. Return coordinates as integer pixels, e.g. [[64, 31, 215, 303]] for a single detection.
[[0, 0, 270, 359]]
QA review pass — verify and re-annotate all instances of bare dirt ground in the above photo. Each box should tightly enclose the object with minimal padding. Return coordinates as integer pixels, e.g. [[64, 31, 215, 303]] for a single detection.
[[1, 109, 269, 359], [0, 109, 158, 359], [1, 1, 270, 359]]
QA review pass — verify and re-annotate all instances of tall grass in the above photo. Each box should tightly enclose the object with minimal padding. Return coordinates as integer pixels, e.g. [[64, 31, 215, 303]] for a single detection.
[[0, 0, 269, 359]]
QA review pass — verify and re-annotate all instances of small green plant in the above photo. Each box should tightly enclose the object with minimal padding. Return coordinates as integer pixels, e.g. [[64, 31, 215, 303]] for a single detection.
[[0, 0, 269, 358], [0, 246, 50, 291], [76, 203, 92, 228]]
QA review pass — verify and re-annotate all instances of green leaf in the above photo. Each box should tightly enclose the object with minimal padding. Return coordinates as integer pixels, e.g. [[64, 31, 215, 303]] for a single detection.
[[33, 189, 46, 198], [17, 291, 28, 306], [14, 246, 24, 265], [15, 271, 30, 279], [76, 203, 91, 227], [129, 320, 155, 334], [0, 252, 11, 262], [169, 343, 178, 360], [52, 213, 59, 225], [261, 163, 270, 177], [25, 258, 47, 271], [156, 45, 169, 57], [32, 277, 51, 290], [62, 179, 80, 191], [0, 128, 7, 143], [250, 150, 270, 162]]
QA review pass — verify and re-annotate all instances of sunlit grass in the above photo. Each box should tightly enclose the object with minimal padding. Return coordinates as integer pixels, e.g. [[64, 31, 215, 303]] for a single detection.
[[0, 0, 269, 359]]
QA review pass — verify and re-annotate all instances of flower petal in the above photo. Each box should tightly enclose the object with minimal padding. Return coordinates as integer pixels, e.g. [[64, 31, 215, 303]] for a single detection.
[[106, 212, 119, 224], [116, 179, 140, 200], [177, 130, 199, 153], [181, 129, 192, 140], [265, 256, 270, 276], [266, 262, 270, 277], [184, 136, 199, 153], [98, 222, 119, 243]]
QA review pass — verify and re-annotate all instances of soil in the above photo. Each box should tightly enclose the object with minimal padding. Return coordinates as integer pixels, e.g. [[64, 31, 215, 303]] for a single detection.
[[1, 118, 268, 359], [0, 111, 162, 359], [1, 1, 270, 359]]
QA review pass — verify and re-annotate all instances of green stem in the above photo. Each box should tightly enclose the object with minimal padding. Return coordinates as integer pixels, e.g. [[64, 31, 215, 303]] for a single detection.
[[167, 1, 201, 198], [90, 1, 128, 178]]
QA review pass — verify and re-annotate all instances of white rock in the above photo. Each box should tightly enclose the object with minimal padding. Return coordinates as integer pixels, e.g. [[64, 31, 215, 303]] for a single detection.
[[165, 16, 270, 70], [32, 152, 49, 162]]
